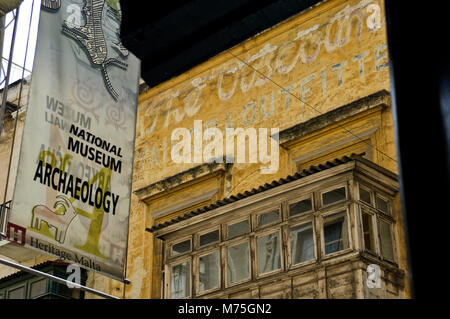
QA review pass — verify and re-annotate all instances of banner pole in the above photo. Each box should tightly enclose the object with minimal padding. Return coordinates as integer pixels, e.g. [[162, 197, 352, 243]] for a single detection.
[[0, 8, 19, 235], [0, 7, 19, 137]]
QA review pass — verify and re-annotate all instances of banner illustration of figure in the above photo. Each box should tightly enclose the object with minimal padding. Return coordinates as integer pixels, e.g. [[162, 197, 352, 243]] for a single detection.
[[61, 0, 129, 101], [30, 195, 77, 244]]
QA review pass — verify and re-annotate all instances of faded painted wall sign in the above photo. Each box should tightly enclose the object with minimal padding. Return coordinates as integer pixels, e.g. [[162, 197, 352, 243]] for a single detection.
[[136, 0, 389, 185], [8, 0, 140, 280]]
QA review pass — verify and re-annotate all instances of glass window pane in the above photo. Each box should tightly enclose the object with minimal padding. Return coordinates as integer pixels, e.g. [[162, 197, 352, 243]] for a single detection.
[[198, 251, 220, 293], [0, 293, 3, 299], [8, 286, 25, 299], [376, 197, 389, 214], [30, 279, 47, 298], [172, 240, 191, 256], [362, 212, 375, 253], [170, 261, 190, 299], [359, 187, 372, 205], [323, 212, 349, 254], [322, 187, 346, 206], [290, 222, 314, 264], [227, 242, 250, 285], [257, 232, 281, 275], [227, 220, 249, 239], [199, 230, 219, 247], [379, 220, 395, 262], [289, 198, 312, 217], [258, 210, 280, 227]]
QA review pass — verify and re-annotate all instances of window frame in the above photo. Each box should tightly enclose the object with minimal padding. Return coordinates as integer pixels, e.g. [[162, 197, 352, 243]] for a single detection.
[[168, 236, 192, 259], [5, 282, 27, 299], [375, 193, 391, 216], [376, 215, 397, 264], [165, 256, 192, 299], [28, 277, 49, 299], [319, 184, 348, 208], [358, 183, 374, 207], [224, 238, 252, 288], [287, 218, 317, 269], [320, 208, 352, 259], [254, 205, 282, 229], [195, 249, 221, 296], [360, 208, 378, 255], [196, 227, 221, 249], [225, 217, 250, 240], [254, 228, 284, 278], [287, 194, 314, 218]]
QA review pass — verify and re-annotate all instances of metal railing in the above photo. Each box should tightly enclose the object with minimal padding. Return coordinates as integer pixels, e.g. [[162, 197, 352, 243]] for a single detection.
[[0, 200, 11, 237]]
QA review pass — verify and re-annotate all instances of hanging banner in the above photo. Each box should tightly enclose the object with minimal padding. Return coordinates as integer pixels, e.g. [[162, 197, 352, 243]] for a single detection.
[[7, 0, 139, 281]]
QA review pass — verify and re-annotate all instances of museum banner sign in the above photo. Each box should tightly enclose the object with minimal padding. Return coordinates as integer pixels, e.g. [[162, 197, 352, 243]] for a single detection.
[[7, 0, 139, 280]]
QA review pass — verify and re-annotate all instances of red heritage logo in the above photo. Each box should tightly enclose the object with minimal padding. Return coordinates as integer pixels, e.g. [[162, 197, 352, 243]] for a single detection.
[[6, 222, 26, 246]]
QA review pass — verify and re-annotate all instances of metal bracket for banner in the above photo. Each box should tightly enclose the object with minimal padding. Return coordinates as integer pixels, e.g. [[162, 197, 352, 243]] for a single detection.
[[0, 257, 120, 299]]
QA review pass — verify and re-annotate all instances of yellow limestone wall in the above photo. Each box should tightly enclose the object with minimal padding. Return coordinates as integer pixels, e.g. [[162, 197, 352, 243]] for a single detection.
[[0, 0, 405, 299], [134, 0, 393, 188], [114, 0, 408, 299]]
